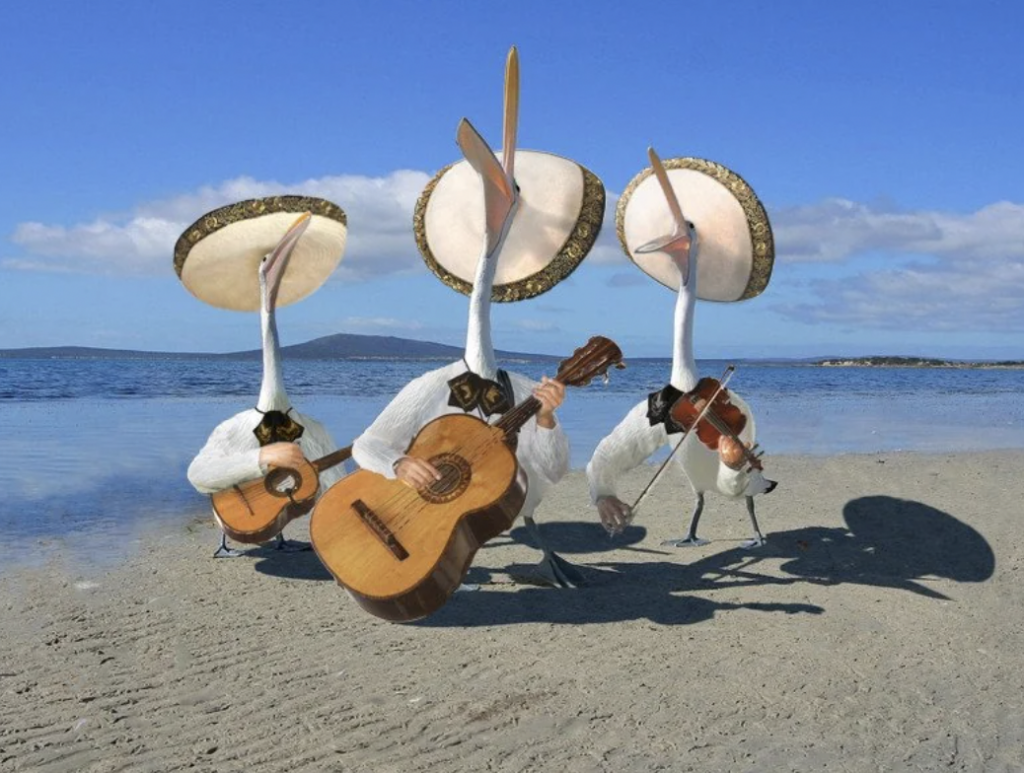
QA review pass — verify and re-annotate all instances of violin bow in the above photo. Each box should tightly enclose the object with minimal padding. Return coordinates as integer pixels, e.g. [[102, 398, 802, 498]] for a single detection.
[[627, 365, 737, 520]]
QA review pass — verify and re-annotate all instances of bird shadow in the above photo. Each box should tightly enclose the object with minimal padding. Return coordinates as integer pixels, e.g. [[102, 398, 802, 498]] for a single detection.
[[250, 541, 334, 581], [507, 521, 655, 554], [417, 494, 995, 628]]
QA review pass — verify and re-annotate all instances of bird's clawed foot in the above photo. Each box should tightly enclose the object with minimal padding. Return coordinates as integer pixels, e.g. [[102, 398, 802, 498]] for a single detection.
[[273, 534, 312, 552], [213, 535, 245, 559], [661, 536, 710, 548], [741, 534, 767, 549]]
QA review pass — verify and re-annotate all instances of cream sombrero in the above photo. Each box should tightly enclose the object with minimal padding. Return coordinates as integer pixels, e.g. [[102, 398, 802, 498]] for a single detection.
[[414, 151, 605, 302], [616, 157, 774, 301], [173, 195, 348, 311], [413, 47, 605, 302]]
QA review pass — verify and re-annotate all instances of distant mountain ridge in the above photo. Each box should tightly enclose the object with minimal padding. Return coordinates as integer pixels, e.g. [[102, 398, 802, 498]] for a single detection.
[[0, 333, 561, 362], [3, 336, 1020, 367]]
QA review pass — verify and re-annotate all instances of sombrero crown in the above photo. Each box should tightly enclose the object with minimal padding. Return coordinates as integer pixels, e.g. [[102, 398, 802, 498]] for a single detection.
[[616, 157, 774, 301], [173, 195, 348, 311]]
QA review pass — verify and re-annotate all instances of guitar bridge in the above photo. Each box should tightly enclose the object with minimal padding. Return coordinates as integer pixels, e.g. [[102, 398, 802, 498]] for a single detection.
[[352, 499, 408, 561]]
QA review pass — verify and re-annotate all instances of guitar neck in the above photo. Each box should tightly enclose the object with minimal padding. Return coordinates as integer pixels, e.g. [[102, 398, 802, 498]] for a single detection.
[[313, 445, 354, 473], [495, 396, 543, 439]]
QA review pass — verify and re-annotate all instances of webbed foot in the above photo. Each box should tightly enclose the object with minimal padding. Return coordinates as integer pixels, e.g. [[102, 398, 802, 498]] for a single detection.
[[661, 536, 710, 548], [213, 535, 245, 559]]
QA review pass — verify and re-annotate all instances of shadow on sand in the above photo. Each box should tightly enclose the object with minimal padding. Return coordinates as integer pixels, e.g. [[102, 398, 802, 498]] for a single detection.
[[417, 494, 995, 628], [250, 541, 334, 582]]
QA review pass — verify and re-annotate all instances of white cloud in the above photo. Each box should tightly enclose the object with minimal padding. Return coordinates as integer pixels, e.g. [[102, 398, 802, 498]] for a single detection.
[[773, 198, 1024, 264], [769, 199, 1024, 332], [5, 172, 631, 277], [776, 258, 1024, 332], [10, 171, 1024, 335], [7, 171, 433, 278]]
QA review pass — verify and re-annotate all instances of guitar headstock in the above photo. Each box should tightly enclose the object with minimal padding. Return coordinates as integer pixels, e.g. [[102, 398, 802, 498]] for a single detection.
[[555, 336, 626, 387]]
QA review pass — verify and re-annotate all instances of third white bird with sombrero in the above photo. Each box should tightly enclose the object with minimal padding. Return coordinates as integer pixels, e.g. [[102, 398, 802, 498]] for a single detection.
[[587, 148, 777, 547], [351, 46, 606, 587], [176, 196, 350, 557]]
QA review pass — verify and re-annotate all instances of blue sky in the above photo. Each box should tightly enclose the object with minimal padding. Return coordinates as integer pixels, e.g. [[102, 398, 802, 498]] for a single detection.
[[2, 1, 1022, 359]]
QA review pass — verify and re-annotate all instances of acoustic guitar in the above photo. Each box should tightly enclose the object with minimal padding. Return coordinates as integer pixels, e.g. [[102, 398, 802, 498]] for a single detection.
[[310, 336, 624, 622], [212, 446, 353, 544]]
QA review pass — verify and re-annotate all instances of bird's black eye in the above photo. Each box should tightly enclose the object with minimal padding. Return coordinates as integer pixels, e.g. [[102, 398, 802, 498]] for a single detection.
[[686, 221, 695, 230]]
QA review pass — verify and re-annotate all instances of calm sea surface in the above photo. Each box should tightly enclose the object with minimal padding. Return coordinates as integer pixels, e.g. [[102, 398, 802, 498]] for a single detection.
[[3, 356, 1024, 570]]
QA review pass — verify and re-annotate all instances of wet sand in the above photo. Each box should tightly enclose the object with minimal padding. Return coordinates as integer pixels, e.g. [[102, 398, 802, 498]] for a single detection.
[[1, 451, 1021, 772]]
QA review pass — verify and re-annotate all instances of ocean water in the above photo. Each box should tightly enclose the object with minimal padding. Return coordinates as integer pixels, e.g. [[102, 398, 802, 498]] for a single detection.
[[3, 356, 1024, 570]]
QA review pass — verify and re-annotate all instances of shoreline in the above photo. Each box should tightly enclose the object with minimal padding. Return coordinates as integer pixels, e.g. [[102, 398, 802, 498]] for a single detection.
[[3, 449, 1023, 770], [2, 448, 1020, 578]]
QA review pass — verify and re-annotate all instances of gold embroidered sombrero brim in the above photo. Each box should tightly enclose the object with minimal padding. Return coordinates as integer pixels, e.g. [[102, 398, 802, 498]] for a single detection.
[[616, 157, 774, 301], [414, 150, 605, 302], [173, 195, 348, 311]]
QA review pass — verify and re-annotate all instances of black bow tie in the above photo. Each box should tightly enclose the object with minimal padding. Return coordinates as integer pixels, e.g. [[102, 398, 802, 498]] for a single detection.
[[646, 385, 686, 435], [253, 409, 305, 446], [447, 369, 515, 417]]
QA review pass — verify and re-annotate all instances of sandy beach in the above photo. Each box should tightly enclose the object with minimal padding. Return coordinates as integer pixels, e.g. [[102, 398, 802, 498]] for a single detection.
[[2, 450, 1022, 773]]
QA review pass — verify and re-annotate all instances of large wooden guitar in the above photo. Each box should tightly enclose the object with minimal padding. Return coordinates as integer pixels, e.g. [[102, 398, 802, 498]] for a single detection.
[[310, 337, 624, 622], [212, 446, 352, 544]]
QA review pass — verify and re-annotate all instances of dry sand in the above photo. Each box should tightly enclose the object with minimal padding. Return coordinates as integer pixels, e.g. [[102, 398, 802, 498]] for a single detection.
[[2, 450, 1022, 773]]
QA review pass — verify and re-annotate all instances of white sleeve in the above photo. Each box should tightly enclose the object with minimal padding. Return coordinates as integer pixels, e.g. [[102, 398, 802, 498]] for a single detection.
[[186, 419, 265, 495], [352, 369, 449, 479], [586, 400, 668, 504], [509, 372, 570, 487]]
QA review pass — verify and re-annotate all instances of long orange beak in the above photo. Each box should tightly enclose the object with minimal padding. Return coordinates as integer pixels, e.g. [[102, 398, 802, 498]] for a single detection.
[[635, 147, 694, 284], [262, 212, 312, 306]]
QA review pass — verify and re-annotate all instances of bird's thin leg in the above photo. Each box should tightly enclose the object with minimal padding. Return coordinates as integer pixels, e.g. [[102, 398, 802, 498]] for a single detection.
[[741, 495, 767, 549], [213, 532, 245, 559], [518, 515, 584, 588], [662, 492, 709, 547]]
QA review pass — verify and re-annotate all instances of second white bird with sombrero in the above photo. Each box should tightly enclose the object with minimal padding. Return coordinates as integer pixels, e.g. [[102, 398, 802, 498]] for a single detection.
[[587, 148, 778, 547], [178, 195, 352, 557], [341, 46, 606, 589]]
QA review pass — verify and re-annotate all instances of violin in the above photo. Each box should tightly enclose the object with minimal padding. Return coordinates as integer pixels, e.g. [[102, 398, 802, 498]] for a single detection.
[[669, 369, 765, 472]]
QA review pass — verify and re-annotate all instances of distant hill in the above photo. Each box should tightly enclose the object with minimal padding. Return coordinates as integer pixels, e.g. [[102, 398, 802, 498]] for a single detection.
[[0, 333, 560, 362]]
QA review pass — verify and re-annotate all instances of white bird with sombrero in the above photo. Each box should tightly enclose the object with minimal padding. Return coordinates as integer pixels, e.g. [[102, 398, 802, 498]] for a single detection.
[[176, 196, 351, 557], [587, 148, 778, 548], [351, 46, 606, 588]]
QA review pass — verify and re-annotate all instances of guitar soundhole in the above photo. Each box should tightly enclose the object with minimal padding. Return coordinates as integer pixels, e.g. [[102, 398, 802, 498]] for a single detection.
[[265, 467, 302, 498], [420, 453, 472, 504]]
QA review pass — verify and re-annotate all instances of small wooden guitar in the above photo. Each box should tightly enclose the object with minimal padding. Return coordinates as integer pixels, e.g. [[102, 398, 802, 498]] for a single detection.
[[310, 336, 624, 622], [212, 446, 353, 544]]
